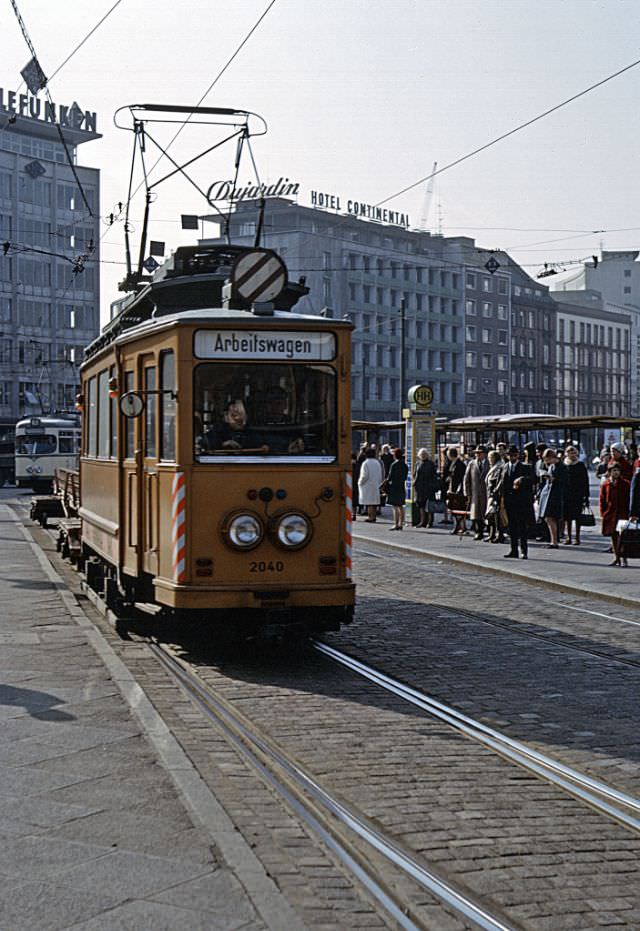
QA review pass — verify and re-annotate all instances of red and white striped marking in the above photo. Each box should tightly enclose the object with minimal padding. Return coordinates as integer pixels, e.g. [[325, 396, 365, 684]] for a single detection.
[[232, 249, 287, 303], [171, 472, 186, 583], [345, 471, 353, 579]]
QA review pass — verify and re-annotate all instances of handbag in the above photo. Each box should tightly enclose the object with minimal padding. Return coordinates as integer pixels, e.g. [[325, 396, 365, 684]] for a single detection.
[[446, 491, 467, 511], [380, 479, 390, 495], [427, 497, 446, 514], [578, 506, 596, 527], [618, 519, 640, 558]]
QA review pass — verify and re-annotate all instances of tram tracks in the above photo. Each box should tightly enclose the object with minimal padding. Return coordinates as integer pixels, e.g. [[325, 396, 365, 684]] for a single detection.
[[151, 640, 518, 931], [311, 641, 640, 834], [150, 636, 640, 931], [357, 547, 640, 670]]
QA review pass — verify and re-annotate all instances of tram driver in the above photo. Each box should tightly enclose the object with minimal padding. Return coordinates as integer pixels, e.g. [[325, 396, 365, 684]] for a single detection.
[[203, 399, 263, 451], [202, 397, 305, 454]]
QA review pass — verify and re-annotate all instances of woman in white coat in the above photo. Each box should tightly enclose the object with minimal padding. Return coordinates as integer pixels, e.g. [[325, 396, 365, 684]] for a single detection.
[[357, 447, 385, 523]]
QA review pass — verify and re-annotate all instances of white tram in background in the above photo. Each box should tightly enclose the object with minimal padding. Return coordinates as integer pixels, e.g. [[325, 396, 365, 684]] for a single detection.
[[15, 413, 81, 492]]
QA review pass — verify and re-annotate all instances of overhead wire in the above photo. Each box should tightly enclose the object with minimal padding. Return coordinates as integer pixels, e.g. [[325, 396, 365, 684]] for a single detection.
[[47, 0, 125, 84], [374, 55, 640, 208]]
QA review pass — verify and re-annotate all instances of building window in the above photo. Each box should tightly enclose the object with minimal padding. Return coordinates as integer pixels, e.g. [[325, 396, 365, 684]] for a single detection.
[[498, 278, 508, 294], [497, 379, 507, 396], [363, 285, 371, 303], [498, 304, 507, 320], [466, 272, 476, 289], [624, 269, 631, 277], [482, 328, 492, 344], [323, 278, 332, 303], [376, 257, 384, 275], [482, 277, 492, 292], [363, 256, 370, 273], [498, 330, 507, 345], [322, 251, 331, 271], [348, 253, 357, 270], [481, 354, 492, 369], [624, 286, 631, 294], [482, 302, 492, 317], [452, 273, 460, 290], [465, 351, 477, 367], [498, 355, 508, 370], [466, 376, 477, 393], [465, 299, 476, 316], [348, 283, 357, 302]]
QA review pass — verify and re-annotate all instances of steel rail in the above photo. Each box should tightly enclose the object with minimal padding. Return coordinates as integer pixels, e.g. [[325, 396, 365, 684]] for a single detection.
[[150, 643, 517, 931], [312, 641, 640, 834]]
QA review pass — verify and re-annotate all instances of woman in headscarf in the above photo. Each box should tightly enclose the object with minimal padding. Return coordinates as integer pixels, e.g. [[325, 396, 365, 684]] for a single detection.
[[600, 462, 630, 566], [562, 445, 590, 545], [485, 449, 506, 543], [608, 442, 633, 482], [413, 448, 439, 528], [357, 446, 385, 523], [538, 448, 568, 548], [387, 447, 409, 530]]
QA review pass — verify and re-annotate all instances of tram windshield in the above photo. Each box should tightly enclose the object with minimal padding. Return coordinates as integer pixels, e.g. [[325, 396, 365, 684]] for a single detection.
[[16, 434, 56, 455], [194, 363, 336, 461]]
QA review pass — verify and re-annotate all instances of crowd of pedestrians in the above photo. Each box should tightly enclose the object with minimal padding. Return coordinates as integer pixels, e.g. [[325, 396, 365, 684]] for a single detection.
[[353, 438, 640, 567]]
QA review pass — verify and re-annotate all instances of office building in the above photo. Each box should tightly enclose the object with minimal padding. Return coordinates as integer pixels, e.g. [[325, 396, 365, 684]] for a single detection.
[[0, 84, 101, 418]]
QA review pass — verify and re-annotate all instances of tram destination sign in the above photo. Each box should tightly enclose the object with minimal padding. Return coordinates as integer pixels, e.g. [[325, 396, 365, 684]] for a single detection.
[[194, 330, 336, 361]]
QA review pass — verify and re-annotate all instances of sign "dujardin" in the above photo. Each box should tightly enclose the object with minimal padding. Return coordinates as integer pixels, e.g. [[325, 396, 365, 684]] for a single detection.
[[206, 177, 411, 229]]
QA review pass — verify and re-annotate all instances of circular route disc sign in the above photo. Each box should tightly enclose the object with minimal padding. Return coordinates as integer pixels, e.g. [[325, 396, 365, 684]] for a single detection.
[[120, 391, 144, 418], [232, 248, 287, 303], [407, 384, 433, 409]]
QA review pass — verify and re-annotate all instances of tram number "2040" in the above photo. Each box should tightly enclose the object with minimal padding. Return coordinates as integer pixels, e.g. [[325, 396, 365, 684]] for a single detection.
[[249, 560, 285, 573]]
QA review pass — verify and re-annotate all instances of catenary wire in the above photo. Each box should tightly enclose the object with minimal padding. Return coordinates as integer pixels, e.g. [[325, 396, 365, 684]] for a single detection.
[[47, 0, 125, 83], [9, 0, 94, 218], [374, 55, 640, 208], [122, 0, 277, 215]]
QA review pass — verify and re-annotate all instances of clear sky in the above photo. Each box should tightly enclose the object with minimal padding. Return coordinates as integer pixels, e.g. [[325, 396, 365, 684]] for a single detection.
[[2, 0, 639, 322]]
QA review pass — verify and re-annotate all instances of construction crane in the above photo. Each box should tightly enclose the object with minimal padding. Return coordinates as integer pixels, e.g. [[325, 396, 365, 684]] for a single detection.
[[420, 162, 437, 232]]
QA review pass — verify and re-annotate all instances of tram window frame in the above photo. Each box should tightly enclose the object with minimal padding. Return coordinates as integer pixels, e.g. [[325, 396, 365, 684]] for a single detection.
[[144, 365, 157, 459], [87, 376, 97, 457], [97, 369, 110, 459], [193, 361, 338, 462], [160, 351, 176, 462], [123, 371, 135, 459], [110, 365, 118, 459]]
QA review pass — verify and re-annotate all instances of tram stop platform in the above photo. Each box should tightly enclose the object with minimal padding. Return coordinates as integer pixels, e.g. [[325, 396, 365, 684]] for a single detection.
[[0, 500, 302, 931], [352, 508, 640, 607]]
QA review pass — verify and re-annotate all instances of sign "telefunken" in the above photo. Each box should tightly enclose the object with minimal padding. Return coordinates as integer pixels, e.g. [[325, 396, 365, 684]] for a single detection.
[[0, 88, 97, 133], [194, 330, 336, 361]]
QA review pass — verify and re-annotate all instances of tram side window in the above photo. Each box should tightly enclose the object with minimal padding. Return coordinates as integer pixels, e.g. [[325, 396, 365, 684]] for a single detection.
[[110, 366, 117, 459], [87, 376, 97, 457], [145, 366, 157, 459], [98, 370, 110, 458], [124, 371, 135, 459], [160, 351, 176, 461]]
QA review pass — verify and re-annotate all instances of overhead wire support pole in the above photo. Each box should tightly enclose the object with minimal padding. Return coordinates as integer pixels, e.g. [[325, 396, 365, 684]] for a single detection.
[[399, 299, 406, 420]]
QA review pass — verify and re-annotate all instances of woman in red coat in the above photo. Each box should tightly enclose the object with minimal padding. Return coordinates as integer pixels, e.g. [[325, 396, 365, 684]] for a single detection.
[[599, 463, 630, 566]]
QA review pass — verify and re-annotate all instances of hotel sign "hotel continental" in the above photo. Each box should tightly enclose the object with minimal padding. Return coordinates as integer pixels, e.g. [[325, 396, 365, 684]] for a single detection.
[[206, 177, 410, 229]]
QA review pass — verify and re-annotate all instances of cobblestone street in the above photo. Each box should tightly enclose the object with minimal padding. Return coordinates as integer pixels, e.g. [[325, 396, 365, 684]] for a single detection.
[[6, 490, 640, 929]]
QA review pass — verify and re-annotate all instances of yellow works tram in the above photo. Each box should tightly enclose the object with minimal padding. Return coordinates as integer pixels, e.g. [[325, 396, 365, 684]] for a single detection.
[[78, 244, 355, 637]]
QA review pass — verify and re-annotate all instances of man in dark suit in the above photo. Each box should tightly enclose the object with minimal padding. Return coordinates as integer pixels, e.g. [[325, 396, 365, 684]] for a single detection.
[[502, 444, 533, 559]]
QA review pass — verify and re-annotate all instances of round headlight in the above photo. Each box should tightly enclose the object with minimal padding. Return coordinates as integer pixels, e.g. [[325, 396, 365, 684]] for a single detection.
[[228, 513, 263, 549], [276, 512, 311, 548]]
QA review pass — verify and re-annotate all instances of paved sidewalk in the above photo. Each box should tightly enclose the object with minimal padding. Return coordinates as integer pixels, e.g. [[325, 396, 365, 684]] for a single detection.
[[353, 508, 640, 605], [0, 502, 302, 931]]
